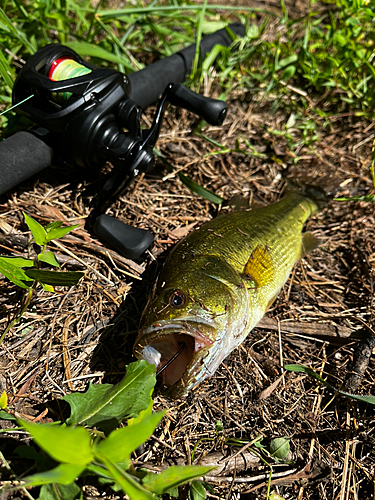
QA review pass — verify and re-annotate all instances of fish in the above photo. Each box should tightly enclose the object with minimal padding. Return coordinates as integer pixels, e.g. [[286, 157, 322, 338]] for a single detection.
[[134, 187, 325, 398]]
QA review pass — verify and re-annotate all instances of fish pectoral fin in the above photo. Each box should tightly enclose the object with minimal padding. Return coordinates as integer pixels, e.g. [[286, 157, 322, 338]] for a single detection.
[[243, 245, 274, 288], [301, 232, 320, 258]]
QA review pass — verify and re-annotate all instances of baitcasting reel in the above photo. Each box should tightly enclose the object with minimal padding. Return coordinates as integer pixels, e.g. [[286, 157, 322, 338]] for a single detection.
[[0, 24, 244, 258]]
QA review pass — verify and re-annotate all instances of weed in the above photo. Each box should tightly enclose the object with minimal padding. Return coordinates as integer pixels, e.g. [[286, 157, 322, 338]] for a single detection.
[[285, 364, 375, 405], [0, 359, 214, 499], [0, 213, 83, 344]]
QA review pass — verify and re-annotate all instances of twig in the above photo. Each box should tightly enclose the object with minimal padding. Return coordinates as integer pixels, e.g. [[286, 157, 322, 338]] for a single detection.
[[62, 315, 74, 391], [277, 319, 285, 385], [51, 240, 114, 285]]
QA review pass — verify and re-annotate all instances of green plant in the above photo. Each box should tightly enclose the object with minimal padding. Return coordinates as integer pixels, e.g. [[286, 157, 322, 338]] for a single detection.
[[297, 0, 375, 113], [285, 364, 375, 405], [190, 420, 291, 500], [0, 359, 215, 500], [0, 213, 83, 344]]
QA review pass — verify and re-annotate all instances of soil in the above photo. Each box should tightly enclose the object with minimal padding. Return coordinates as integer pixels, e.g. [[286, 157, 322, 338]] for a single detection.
[[0, 1, 374, 499]]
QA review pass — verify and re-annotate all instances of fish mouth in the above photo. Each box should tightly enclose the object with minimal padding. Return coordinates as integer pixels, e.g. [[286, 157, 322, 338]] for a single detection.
[[134, 321, 215, 397]]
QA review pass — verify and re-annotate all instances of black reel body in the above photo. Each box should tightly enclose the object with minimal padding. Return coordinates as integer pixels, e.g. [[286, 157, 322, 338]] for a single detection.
[[13, 43, 228, 177], [13, 44, 132, 169], [3, 23, 245, 258]]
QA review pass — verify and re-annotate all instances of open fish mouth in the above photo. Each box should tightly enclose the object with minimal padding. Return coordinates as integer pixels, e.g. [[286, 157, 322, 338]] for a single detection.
[[134, 320, 216, 394], [138, 332, 196, 388]]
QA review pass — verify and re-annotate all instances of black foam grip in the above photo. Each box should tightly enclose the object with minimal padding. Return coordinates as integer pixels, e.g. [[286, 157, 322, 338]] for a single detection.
[[128, 23, 245, 109], [0, 132, 53, 196], [94, 214, 154, 260]]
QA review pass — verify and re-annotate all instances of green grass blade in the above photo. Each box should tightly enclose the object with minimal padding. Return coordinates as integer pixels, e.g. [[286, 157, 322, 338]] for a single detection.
[[284, 364, 375, 405], [178, 172, 223, 205], [0, 50, 14, 88], [191, 0, 207, 79], [0, 8, 36, 54], [63, 41, 134, 70], [95, 5, 272, 19]]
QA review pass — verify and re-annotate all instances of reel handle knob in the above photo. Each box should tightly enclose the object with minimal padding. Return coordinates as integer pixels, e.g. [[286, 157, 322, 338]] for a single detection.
[[169, 84, 227, 126], [94, 214, 154, 260]]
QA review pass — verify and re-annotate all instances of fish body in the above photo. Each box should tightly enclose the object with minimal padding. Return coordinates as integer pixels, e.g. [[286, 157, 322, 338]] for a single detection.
[[134, 190, 320, 398]]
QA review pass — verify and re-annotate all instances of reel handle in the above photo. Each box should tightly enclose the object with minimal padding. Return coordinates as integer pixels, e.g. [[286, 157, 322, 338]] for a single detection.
[[169, 84, 227, 125], [94, 214, 154, 260], [0, 22, 245, 259]]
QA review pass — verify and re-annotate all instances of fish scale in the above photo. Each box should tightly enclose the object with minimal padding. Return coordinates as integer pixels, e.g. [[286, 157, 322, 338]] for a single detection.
[[134, 189, 321, 398]]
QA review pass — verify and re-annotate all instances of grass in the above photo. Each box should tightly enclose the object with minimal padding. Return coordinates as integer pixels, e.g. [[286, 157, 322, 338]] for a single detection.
[[2, 0, 375, 157]]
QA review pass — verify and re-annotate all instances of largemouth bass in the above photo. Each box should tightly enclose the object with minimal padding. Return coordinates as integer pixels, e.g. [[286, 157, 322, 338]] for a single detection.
[[134, 188, 323, 398]]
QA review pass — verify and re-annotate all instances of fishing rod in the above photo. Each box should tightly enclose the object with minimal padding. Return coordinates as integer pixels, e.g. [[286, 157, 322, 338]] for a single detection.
[[0, 23, 244, 260]]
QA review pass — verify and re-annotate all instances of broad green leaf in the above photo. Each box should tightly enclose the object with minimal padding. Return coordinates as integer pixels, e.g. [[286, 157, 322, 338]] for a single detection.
[[215, 420, 224, 433], [0, 410, 15, 420], [269, 494, 287, 500], [276, 54, 298, 70], [96, 412, 164, 463], [63, 360, 156, 428], [0, 391, 7, 409], [25, 269, 84, 286], [142, 465, 216, 494], [38, 482, 81, 500], [281, 65, 296, 80], [15, 445, 47, 466], [166, 486, 179, 498], [19, 420, 94, 465], [0, 258, 34, 289], [189, 480, 207, 500], [97, 453, 155, 500], [178, 172, 223, 205], [128, 388, 154, 427], [38, 251, 60, 268], [46, 224, 80, 242], [201, 20, 227, 33], [23, 212, 47, 246], [248, 23, 259, 39], [0, 256, 34, 267], [22, 463, 85, 487], [269, 437, 290, 460], [45, 221, 64, 231], [284, 364, 375, 405], [42, 283, 56, 293]]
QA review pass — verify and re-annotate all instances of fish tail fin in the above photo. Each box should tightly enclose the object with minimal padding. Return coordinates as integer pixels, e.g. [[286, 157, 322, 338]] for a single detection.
[[301, 231, 321, 257], [285, 181, 334, 212], [304, 184, 333, 210]]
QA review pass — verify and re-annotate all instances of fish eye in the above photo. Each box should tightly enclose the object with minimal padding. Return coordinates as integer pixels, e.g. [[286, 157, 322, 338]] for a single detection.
[[169, 290, 186, 309]]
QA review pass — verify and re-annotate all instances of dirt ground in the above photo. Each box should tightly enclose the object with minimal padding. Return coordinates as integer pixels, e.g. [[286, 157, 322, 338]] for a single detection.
[[0, 1, 374, 499]]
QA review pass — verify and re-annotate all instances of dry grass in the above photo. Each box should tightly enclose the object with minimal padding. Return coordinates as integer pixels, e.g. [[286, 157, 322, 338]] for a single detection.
[[1, 5, 375, 500]]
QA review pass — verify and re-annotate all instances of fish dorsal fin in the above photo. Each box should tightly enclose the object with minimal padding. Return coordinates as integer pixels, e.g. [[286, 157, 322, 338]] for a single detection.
[[301, 232, 320, 258], [243, 245, 274, 288]]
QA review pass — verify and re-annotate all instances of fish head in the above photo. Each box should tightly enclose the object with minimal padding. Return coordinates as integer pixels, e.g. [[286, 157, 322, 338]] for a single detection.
[[134, 254, 248, 398]]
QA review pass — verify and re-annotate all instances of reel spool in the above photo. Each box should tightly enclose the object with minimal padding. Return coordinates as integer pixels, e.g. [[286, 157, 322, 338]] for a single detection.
[[48, 57, 92, 102]]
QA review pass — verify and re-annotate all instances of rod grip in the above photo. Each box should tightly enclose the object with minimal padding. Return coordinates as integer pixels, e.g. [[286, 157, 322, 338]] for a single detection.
[[128, 23, 245, 109], [0, 132, 53, 196]]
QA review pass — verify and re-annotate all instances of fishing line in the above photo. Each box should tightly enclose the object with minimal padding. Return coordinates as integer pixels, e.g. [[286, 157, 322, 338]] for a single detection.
[[156, 343, 186, 377], [0, 95, 34, 116]]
